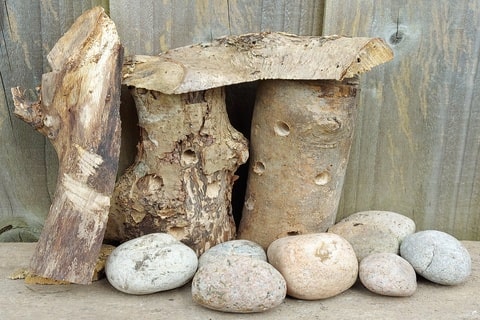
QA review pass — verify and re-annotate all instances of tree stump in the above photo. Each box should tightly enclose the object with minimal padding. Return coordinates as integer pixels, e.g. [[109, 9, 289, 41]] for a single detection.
[[11, 7, 123, 284], [105, 86, 248, 255], [237, 79, 359, 249]]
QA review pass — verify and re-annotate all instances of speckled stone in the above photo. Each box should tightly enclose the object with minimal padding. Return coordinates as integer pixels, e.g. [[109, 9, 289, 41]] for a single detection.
[[328, 210, 416, 260], [198, 239, 266, 268], [359, 253, 417, 297], [192, 256, 286, 313], [400, 230, 471, 285], [105, 233, 198, 295], [267, 233, 358, 300]]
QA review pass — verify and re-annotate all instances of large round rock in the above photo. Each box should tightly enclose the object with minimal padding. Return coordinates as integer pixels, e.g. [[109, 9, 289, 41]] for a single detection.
[[267, 233, 358, 300], [192, 256, 286, 313], [328, 210, 415, 261], [198, 239, 266, 268], [400, 230, 471, 285], [106, 233, 198, 294], [359, 253, 417, 297]]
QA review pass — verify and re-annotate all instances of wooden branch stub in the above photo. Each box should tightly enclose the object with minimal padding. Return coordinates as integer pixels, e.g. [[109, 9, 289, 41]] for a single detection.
[[11, 7, 123, 284], [122, 32, 393, 94]]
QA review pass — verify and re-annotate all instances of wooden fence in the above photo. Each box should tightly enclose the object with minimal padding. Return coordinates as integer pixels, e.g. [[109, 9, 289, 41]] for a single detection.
[[0, 0, 478, 241]]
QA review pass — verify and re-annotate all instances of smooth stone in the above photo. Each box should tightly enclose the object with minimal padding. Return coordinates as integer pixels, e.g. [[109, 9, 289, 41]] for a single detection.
[[400, 230, 471, 285], [328, 210, 416, 260], [267, 233, 358, 300], [359, 253, 417, 297], [106, 233, 198, 294], [192, 256, 286, 313], [198, 239, 266, 268]]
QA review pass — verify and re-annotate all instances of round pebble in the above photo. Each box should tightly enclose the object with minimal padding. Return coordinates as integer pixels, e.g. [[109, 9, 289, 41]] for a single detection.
[[359, 253, 417, 297], [192, 256, 286, 313], [267, 233, 358, 300], [198, 239, 266, 268], [400, 230, 471, 285], [106, 233, 198, 294], [328, 210, 415, 260]]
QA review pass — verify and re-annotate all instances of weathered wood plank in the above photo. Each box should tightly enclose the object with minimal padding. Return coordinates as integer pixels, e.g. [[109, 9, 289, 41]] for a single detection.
[[324, 1, 480, 240], [110, 0, 324, 55]]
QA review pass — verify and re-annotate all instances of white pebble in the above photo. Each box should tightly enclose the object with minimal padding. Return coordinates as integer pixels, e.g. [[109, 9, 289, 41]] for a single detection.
[[106, 233, 198, 294]]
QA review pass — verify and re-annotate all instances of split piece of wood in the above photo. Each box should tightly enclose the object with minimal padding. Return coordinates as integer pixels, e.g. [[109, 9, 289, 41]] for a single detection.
[[11, 7, 123, 284]]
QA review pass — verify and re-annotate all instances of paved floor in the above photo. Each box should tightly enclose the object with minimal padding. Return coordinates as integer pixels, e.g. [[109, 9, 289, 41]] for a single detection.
[[1, 242, 479, 319]]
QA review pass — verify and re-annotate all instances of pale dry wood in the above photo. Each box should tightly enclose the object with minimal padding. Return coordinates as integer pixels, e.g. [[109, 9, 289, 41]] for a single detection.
[[122, 33, 393, 94], [105, 86, 249, 255], [0, 1, 109, 240], [324, 1, 480, 240], [11, 7, 123, 284], [238, 79, 360, 248]]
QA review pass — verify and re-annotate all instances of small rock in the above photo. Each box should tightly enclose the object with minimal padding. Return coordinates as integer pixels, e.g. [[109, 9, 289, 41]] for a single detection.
[[192, 256, 286, 313], [106, 233, 198, 294], [199, 239, 266, 268], [400, 230, 471, 285], [328, 210, 415, 260], [267, 233, 358, 300], [359, 253, 417, 297]]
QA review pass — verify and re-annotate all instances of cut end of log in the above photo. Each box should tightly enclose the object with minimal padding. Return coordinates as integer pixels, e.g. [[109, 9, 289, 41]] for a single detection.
[[122, 32, 394, 94]]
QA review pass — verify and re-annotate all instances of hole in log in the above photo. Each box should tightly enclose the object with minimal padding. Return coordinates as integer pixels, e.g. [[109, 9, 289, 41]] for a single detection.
[[314, 171, 331, 185], [252, 161, 266, 175], [181, 149, 198, 165], [274, 120, 291, 137]]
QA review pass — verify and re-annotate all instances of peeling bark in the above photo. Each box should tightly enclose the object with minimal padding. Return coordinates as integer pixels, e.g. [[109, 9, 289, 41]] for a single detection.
[[105, 87, 248, 255]]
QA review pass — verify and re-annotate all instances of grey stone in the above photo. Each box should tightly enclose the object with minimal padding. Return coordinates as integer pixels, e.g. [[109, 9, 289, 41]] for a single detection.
[[359, 252, 417, 297], [192, 256, 286, 313], [400, 230, 471, 285], [328, 210, 416, 260], [198, 239, 266, 268], [267, 233, 358, 300], [105, 233, 198, 294]]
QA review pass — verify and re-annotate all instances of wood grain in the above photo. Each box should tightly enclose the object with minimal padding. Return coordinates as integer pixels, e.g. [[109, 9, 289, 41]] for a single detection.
[[324, 1, 480, 240]]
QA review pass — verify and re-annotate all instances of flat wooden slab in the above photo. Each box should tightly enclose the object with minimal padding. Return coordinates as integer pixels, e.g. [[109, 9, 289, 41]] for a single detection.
[[1, 242, 479, 319]]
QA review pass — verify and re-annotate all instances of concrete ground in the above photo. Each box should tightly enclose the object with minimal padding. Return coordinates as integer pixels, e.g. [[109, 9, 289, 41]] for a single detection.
[[1, 242, 479, 320]]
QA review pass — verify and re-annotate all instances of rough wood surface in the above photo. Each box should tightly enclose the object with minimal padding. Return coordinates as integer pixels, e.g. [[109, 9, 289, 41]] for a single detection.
[[238, 79, 359, 248], [105, 87, 248, 255], [0, 1, 108, 241], [11, 7, 123, 284], [324, 1, 480, 240], [122, 33, 393, 94]]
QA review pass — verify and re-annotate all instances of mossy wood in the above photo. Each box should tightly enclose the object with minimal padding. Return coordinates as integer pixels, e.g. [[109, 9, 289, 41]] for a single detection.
[[11, 7, 123, 284]]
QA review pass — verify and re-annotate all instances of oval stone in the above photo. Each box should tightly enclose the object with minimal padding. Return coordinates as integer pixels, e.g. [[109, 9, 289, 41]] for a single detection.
[[192, 256, 286, 313], [400, 230, 471, 285], [267, 233, 358, 300], [198, 239, 266, 268], [359, 253, 417, 297], [328, 210, 415, 260], [106, 233, 198, 294]]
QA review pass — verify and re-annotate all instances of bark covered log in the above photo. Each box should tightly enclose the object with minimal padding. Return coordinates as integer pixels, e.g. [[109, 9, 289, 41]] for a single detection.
[[11, 7, 123, 284], [237, 79, 360, 249], [105, 87, 248, 255]]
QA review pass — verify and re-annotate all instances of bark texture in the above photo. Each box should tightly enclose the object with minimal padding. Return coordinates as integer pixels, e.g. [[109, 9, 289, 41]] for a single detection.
[[237, 79, 359, 249], [105, 87, 248, 255], [11, 7, 123, 284]]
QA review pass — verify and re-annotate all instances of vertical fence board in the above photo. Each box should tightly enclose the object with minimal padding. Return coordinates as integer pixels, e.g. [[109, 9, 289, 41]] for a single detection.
[[324, 1, 480, 240], [110, 0, 323, 55], [0, 1, 108, 241]]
